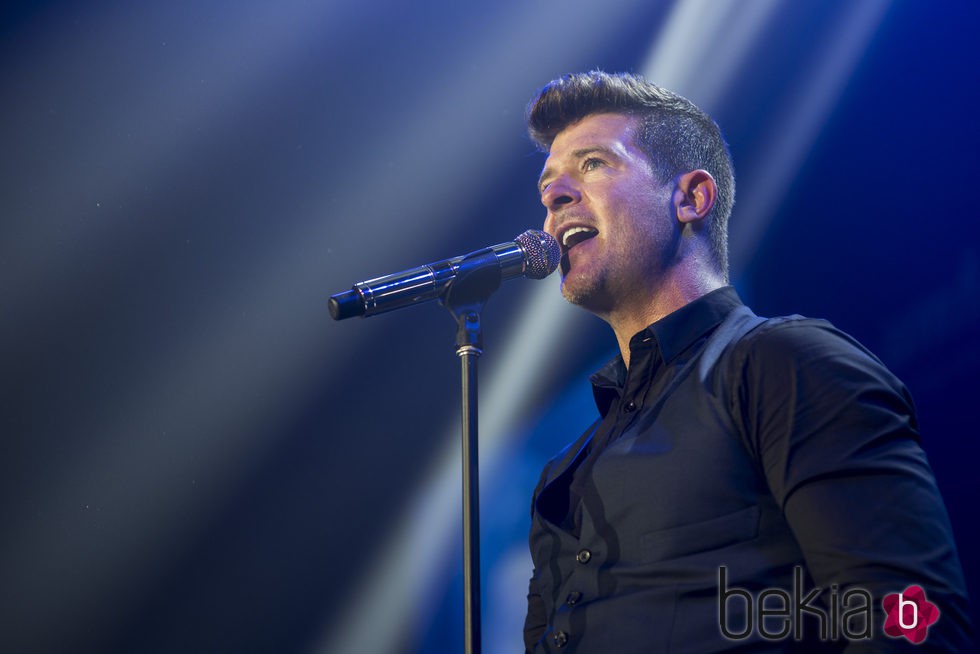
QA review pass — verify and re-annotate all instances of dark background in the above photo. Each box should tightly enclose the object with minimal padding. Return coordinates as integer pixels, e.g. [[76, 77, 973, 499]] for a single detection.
[[2, 1, 978, 652]]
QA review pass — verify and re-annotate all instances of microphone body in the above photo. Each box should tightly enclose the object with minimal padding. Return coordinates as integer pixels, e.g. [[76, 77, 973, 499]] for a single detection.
[[329, 229, 559, 320]]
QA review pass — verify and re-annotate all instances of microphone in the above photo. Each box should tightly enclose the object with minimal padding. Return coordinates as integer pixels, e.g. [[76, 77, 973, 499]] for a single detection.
[[329, 229, 560, 320]]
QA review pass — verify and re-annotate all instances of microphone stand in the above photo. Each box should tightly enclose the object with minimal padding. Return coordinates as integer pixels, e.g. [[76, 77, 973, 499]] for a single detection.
[[439, 247, 505, 654]]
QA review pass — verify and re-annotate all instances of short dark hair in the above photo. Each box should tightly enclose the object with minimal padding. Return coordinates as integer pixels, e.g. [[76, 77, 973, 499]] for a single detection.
[[527, 71, 735, 277]]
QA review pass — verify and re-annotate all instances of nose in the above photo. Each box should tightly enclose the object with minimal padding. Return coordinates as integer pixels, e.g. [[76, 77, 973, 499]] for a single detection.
[[540, 175, 581, 212]]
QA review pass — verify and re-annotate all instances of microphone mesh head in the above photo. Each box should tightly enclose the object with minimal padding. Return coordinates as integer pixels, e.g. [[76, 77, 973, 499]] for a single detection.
[[515, 229, 561, 279]]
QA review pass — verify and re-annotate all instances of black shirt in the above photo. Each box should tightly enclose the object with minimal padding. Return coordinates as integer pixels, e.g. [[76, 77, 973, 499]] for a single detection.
[[525, 287, 972, 653]]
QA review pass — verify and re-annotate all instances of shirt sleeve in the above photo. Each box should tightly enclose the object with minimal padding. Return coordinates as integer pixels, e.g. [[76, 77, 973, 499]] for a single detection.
[[736, 318, 973, 651]]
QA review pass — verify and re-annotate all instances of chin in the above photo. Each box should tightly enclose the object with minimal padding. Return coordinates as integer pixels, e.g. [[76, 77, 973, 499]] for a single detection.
[[560, 276, 601, 309]]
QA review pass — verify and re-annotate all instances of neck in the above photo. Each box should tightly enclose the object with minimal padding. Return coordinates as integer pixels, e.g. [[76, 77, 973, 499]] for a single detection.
[[604, 270, 726, 368]]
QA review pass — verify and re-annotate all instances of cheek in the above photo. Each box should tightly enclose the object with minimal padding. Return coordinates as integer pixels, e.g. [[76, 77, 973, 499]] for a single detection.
[[543, 213, 557, 235]]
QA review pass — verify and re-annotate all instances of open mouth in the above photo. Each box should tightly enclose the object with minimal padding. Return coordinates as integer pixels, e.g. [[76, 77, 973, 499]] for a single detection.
[[559, 226, 598, 276], [561, 226, 598, 250]]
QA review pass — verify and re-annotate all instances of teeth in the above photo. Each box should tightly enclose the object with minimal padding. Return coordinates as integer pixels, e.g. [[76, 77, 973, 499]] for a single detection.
[[562, 226, 597, 248]]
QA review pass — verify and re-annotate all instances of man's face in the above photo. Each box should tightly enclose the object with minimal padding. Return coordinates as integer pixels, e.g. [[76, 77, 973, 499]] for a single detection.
[[539, 113, 676, 314]]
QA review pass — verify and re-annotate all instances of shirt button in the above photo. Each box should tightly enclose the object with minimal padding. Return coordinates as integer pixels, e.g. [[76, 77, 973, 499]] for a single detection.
[[566, 591, 583, 606], [552, 630, 569, 648], [576, 549, 592, 564], [623, 400, 637, 413]]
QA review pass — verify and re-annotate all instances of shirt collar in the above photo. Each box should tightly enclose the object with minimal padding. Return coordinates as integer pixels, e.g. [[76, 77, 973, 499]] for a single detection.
[[645, 285, 743, 363], [590, 285, 744, 396]]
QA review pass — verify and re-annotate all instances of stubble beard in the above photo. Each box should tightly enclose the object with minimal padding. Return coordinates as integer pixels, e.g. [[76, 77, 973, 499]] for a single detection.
[[559, 264, 612, 314], [559, 227, 673, 320], [560, 277, 592, 308]]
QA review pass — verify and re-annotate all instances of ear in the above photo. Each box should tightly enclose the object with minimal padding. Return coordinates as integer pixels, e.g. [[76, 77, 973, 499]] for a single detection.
[[672, 169, 717, 225]]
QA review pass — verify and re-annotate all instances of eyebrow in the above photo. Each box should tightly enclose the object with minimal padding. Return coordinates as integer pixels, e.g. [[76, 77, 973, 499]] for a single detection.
[[537, 145, 619, 193]]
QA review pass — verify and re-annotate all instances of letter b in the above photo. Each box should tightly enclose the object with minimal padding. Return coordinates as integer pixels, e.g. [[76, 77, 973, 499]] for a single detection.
[[718, 567, 753, 639], [898, 593, 918, 629]]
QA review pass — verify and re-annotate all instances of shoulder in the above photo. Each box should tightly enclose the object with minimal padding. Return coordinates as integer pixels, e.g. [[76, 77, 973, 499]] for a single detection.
[[734, 314, 900, 387], [727, 312, 918, 440]]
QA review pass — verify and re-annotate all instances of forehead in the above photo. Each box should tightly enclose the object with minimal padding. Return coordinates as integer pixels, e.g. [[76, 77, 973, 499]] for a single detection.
[[545, 113, 640, 164]]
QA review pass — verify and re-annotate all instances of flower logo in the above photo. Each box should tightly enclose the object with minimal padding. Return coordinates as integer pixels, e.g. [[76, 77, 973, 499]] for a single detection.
[[882, 585, 940, 644]]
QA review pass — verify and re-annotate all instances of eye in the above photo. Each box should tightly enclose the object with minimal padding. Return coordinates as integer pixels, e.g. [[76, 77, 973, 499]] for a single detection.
[[582, 157, 605, 172]]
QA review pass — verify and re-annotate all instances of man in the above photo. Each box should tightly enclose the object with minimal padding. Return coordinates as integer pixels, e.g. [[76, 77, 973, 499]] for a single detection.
[[523, 71, 972, 652]]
